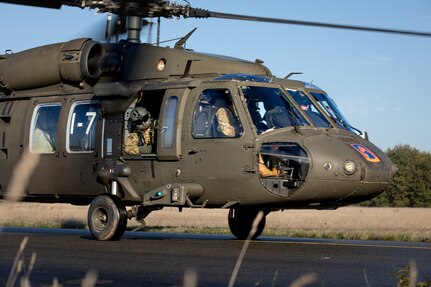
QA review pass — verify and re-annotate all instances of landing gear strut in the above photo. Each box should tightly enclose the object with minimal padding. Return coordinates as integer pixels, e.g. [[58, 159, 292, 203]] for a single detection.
[[228, 207, 266, 240], [88, 194, 128, 241]]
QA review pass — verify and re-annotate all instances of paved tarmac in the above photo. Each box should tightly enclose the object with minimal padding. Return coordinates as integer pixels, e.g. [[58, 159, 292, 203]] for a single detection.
[[1, 227, 431, 286]]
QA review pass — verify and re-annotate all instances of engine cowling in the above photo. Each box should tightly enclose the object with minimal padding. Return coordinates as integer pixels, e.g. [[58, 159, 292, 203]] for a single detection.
[[0, 38, 104, 91]]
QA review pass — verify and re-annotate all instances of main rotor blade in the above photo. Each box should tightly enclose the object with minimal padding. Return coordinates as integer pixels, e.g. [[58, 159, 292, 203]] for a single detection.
[[2, 1, 430, 38], [0, 0, 62, 9], [191, 9, 431, 38]]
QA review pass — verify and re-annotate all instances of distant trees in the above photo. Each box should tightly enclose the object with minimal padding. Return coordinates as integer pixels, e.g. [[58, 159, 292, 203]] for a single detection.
[[361, 144, 431, 207]]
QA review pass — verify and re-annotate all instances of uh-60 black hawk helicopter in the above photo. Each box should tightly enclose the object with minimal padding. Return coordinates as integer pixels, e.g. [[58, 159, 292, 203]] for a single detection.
[[1, 0, 428, 241]]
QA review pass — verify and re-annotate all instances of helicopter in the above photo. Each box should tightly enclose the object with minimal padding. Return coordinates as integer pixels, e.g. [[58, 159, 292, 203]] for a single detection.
[[0, 0, 427, 241]]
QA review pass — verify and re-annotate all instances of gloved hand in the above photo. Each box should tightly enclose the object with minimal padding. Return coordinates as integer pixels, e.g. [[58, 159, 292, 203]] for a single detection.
[[139, 145, 152, 154]]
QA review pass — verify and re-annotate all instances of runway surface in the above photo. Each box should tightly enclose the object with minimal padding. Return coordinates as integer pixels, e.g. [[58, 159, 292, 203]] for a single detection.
[[1, 227, 431, 286]]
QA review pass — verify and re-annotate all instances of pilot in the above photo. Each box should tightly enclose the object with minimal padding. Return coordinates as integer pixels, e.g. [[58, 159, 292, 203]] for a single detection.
[[214, 97, 236, 137], [247, 102, 268, 133], [295, 95, 329, 128], [263, 99, 293, 129], [123, 107, 155, 155]]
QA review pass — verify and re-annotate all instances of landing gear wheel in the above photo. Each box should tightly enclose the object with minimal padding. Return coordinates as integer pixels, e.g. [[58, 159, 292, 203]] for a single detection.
[[228, 207, 266, 240], [88, 194, 127, 241]]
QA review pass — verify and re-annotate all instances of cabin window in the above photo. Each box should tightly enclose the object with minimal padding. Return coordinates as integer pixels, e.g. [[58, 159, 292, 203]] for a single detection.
[[66, 101, 100, 153], [161, 96, 178, 149], [192, 89, 243, 138], [30, 103, 61, 154]]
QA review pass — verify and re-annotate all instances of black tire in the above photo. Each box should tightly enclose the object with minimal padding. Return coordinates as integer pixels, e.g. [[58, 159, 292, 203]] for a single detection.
[[228, 207, 266, 240], [87, 194, 127, 241]]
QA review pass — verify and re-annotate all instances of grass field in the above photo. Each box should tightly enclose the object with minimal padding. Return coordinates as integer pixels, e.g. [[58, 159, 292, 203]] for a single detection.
[[1, 202, 430, 242]]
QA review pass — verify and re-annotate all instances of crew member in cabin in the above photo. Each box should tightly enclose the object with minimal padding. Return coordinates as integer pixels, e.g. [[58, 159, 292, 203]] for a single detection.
[[123, 106, 155, 155]]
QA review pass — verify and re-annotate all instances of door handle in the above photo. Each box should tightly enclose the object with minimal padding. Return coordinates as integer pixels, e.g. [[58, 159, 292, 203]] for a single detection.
[[188, 148, 200, 155]]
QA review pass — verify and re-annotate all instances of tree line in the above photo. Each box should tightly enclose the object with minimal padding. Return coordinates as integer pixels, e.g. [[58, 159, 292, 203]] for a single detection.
[[361, 144, 431, 207]]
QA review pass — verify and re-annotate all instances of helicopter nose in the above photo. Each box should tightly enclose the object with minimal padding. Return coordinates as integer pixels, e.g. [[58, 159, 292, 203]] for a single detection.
[[296, 134, 396, 204]]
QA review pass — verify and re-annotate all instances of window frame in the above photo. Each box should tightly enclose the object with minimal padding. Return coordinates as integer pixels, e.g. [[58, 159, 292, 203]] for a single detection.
[[160, 96, 179, 150], [29, 103, 62, 154]]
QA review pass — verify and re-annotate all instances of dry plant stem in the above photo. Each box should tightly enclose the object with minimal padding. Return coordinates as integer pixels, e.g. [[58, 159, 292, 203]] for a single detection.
[[408, 260, 417, 287], [20, 252, 37, 287], [227, 211, 264, 287], [289, 273, 318, 287], [6, 236, 28, 287], [82, 269, 98, 287], [363, 268, 371, 287], [182, 268, 198, 287], [271, 270, 279, 287], [5, 150, 40, 202]]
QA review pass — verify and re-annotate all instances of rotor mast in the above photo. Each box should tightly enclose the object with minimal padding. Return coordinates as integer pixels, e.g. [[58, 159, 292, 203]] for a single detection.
[[126, 15, 143, 43]]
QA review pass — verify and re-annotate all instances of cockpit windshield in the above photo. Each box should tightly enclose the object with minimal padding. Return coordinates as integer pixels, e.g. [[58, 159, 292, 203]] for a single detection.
[[241, 86, 309, 134], [287, 90, 331, 128], [310, 92, 360, 135]]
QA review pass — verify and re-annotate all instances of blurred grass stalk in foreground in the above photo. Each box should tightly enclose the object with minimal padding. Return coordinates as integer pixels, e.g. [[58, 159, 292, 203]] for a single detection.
[[4, 150, 40, 202]]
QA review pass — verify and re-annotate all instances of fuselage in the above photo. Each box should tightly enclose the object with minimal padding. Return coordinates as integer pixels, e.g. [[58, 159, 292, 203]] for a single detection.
[[0, 39, 397, 210]]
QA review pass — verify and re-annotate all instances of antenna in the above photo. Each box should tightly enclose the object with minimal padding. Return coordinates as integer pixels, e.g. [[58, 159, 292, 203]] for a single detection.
[[284, 72, 303, 79], [157, 17, 161, 46], [174, 28, 197, 49], [105, 13, 112, 43], [147, 19, 154, 44]]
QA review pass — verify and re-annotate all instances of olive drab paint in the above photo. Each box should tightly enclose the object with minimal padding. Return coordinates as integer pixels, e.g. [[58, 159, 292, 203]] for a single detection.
[[0, 0, 407, 240]]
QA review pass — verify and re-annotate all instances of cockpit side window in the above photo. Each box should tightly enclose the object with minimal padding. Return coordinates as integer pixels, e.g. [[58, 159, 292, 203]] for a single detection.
[[30, 103, 61, 154], [192, 89, 243, 138], [288, 90, 331, 128], [311, 92, 359, 134], [241, 86, 308, 134]]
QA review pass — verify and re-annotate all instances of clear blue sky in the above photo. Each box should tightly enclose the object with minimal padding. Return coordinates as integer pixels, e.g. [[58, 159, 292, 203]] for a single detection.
[[1, 0, 430, 152]]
